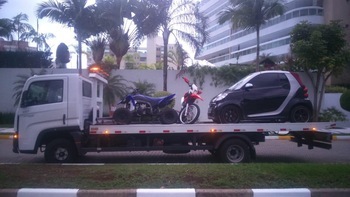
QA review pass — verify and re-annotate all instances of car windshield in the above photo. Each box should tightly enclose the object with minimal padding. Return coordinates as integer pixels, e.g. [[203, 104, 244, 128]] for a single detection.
[[228, 73, 254, 91]]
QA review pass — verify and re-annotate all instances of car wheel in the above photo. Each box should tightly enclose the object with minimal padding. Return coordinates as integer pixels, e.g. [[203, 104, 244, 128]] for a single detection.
[[219, 105, 241, 123], [290, 105, 311, 122]]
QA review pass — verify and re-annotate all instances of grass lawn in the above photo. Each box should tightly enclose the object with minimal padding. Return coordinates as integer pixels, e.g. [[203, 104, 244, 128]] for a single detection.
[[0, 163, 349, 189]]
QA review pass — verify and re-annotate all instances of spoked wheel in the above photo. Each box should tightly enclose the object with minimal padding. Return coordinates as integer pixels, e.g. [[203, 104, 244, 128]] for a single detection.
[[179, 104, 200, 124], [219, 139, 251, 163], [44, 139, 77, 163], [219, 105, 241, 123], [113, 108, 132, 124], [290, 105, 311, 122], [159, 108, 178, 124]]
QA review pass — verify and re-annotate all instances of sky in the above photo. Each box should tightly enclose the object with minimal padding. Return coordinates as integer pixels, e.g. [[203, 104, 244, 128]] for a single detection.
[[0, 0, 95, 68]]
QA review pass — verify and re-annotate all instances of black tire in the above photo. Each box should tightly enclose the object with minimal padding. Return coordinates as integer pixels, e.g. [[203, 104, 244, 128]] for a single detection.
[[113, 108, 132, 124], [219, 105, 241, 123], [219, 139, 251, 163], [159, 108, 178, 124], [179, 104, 200, 124], [290, 105, 311, 122], [44, 139, 77, 163]]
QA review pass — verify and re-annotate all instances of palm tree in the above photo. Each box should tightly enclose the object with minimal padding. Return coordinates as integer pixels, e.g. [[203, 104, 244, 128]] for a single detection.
[[109, 27, 130, 69], [218, 0, 284, 71], [132, 80, 156, 96], [37, 0, 96, 74], [0, 0, 12, 39], [104, 74, 129, 114], [10, 13, 35, 48], [134, 0, 208, 91], [20, 29, 55, 51], [168, 42, 190, 70], [85, 34, 107, 64]]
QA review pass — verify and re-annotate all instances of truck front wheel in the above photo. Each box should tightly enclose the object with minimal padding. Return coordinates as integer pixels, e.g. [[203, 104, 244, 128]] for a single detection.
[[219, 139, 251, 163], [45, 139, 77, 163]]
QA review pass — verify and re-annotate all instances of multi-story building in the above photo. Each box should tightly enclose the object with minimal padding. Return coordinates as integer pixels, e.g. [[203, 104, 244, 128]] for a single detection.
[[197, 0, 350, 67]]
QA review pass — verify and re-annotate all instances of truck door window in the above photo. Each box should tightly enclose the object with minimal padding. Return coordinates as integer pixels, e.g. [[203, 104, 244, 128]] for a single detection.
[[82, 80, 92, 98], [23, 80, 63, 106]]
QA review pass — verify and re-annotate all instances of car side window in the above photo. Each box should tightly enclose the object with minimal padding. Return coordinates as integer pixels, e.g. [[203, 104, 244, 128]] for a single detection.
[[248, 73, 279, 88], [278, 73, 290, 89], [23, 80, 63, 107]]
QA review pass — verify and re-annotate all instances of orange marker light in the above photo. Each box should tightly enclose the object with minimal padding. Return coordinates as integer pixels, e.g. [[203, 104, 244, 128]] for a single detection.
[[103, 130, 109, 134]]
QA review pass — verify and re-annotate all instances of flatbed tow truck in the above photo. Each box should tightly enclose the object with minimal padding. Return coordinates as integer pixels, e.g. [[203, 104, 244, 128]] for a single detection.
[[12, 72, 334, 163]]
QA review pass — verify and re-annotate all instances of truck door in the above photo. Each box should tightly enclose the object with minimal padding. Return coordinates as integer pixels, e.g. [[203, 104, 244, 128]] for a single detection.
[[17, 77, 68, 151]]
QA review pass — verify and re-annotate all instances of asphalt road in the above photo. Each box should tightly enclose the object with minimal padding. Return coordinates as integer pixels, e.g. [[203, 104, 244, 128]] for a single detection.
[[1, 138, 349, 164]]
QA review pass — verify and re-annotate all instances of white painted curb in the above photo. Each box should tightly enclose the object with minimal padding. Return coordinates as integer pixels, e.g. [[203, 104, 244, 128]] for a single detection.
[[137, 188, 195, 197], [17, 188, 78, 197], [252, 188, 310, 197]]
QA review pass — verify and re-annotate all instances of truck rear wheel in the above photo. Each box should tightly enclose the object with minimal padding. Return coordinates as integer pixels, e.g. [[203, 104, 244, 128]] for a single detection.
[[45, 139, 77, 163], [219, 139, 251, 163]]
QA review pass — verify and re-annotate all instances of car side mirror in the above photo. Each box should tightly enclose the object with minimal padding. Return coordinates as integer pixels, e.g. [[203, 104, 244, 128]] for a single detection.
[[244, 83, 253, 90]]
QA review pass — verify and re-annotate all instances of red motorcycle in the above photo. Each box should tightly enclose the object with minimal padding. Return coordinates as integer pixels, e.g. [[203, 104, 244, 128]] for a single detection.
[[179, 77, 203, 124]]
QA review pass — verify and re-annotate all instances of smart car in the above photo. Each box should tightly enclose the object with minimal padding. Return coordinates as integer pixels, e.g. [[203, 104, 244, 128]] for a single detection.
[[208, 70, 313, 123]]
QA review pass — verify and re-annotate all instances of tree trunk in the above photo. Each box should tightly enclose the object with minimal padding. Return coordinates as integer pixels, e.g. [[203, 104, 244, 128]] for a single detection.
[[256, 26, 260, 71], [77, 33, 82, 74], [116, 56, 122, 69], [163, 30, 169, 91]]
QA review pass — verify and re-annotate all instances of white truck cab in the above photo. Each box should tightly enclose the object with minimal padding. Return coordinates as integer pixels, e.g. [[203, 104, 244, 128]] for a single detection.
[[13, 73, 106, 154]]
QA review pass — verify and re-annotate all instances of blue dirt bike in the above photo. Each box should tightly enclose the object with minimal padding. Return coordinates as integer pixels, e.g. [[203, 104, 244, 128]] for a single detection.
[[113, 89, 178, 124]]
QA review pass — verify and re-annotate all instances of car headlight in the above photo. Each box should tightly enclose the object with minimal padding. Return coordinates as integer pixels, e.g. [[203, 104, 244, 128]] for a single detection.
[[213, 92, 228, 102]]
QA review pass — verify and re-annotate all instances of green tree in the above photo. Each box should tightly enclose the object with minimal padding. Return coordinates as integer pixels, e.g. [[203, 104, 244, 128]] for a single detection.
[[85, 34, 107, 64], [133, 0, 208, 91], [168, 42, 190, 70], [132, 80, 156, 96], [37, 0, 96, 74], [218, 0, 284, 71], [109, 28, 130, 69], [104, 74, 129, 112], [290, 21, 350, 121]]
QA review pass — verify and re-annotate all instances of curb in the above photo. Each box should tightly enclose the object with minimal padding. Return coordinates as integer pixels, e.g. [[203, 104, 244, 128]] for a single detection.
[[1, 188, 350, 197]]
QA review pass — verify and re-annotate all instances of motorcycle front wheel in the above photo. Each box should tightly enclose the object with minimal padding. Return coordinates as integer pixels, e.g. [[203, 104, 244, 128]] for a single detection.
[[179, 103, 200, 124]]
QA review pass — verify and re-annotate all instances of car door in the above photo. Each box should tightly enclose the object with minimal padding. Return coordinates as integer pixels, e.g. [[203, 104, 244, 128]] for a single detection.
[[17, 77, 68, 151], [242, 73, 289, 116]]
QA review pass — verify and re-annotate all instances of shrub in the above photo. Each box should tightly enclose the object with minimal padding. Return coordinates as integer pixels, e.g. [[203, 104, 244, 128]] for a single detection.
[[340, 90, 350, 112], [318, 107, 347, 122], [154, 91, 175, 109], [0, 112, 15, 125], [325, 86, 348, 93]]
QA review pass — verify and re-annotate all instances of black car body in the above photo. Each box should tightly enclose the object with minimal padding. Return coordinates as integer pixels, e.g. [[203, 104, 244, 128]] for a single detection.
[[208, 71, 313, 123]]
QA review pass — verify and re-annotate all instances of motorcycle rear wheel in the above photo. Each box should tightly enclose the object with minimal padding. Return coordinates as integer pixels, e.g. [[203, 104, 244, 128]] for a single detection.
[[179, 103, 200, 124]]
